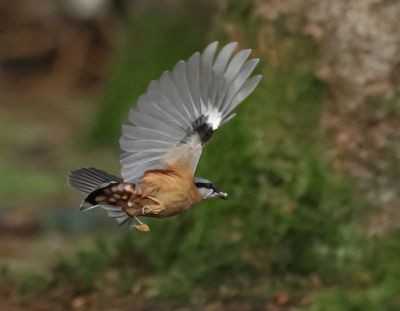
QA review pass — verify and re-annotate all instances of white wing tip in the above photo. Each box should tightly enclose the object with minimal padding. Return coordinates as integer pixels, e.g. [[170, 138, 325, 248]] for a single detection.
[[205, 109, 223, 130], [227, 41, 238, 50], [207, 41, 219, 48]]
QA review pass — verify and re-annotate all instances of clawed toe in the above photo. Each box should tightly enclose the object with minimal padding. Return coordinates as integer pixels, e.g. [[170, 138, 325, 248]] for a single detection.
[[131, 223, 150, 232], [141, 204, 165, 215]]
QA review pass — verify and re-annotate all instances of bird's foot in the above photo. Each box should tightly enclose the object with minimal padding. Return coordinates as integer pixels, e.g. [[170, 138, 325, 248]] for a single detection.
[[131, 223, 150, 232], [142, 204, 165, 215], [142, 197, 165, 215], [130, 217, 150, 232]]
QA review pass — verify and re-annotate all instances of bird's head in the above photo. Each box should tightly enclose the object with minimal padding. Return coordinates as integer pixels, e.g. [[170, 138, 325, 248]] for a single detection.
[[194, 177, 228, 200]]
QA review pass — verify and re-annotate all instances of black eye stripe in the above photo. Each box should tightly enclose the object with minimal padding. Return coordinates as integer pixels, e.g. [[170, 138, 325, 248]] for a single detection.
[[195, 182, 220, 193], [195, 182, 213, 189]]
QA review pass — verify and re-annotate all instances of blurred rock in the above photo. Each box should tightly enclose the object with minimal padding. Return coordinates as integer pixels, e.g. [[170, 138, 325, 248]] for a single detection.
[[307, 0, 400, 234], [0, 213, 41, 238], [253, 0, 400, 233], [0, 0, 117, 93]]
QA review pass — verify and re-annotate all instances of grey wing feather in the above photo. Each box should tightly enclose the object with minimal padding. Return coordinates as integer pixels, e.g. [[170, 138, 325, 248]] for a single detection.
[[186, 52, 202, 115], [209, 42, 238, 110], [81, 204, 131, 225], [120, 41, 261, 182], [216, 50, 252, 110], [224, 75, 262, 116], [200, 42, 218, 113], [220, 59, 260, 114]]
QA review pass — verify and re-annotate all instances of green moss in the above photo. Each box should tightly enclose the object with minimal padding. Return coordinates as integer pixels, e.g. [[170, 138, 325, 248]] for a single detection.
[[52, 239, 112, 293]]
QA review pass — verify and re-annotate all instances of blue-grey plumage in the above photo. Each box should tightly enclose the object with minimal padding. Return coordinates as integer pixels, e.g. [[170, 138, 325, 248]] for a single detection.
[[68, 41, 261, 231]]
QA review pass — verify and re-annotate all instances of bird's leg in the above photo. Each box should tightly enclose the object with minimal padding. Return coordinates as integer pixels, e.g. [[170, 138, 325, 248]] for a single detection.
[[130, 217, 150, 232], [141, 196, 165, 215]]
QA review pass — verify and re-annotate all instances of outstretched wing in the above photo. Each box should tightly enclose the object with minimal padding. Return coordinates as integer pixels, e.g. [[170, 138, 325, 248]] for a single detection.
[[120, 41, 261, 182]]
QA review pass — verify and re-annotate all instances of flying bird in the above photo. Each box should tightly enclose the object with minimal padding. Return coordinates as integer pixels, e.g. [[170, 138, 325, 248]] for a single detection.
[[68, 41, 261, 232]]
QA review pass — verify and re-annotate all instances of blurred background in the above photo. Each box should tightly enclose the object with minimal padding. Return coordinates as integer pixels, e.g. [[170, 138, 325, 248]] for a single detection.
[[1, 0, 400, 310]]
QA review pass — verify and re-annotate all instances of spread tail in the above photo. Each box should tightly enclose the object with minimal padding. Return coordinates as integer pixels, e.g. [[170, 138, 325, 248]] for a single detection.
[[68, 167, 122, 194], [68, 168, 131, 225]]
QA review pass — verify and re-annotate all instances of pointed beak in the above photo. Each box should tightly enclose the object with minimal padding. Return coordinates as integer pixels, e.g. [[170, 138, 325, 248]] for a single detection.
[[217, 191, 228, 199]]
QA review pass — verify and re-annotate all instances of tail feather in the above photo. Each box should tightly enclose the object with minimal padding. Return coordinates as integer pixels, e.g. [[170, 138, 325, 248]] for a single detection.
[[68, 168, 122, 194], [102, 205, 130, 225], [68, 167, 131, 225]]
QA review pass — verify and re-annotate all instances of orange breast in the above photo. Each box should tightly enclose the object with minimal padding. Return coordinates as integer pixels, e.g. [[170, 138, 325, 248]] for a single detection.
[[139, 165, 202, 217]]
